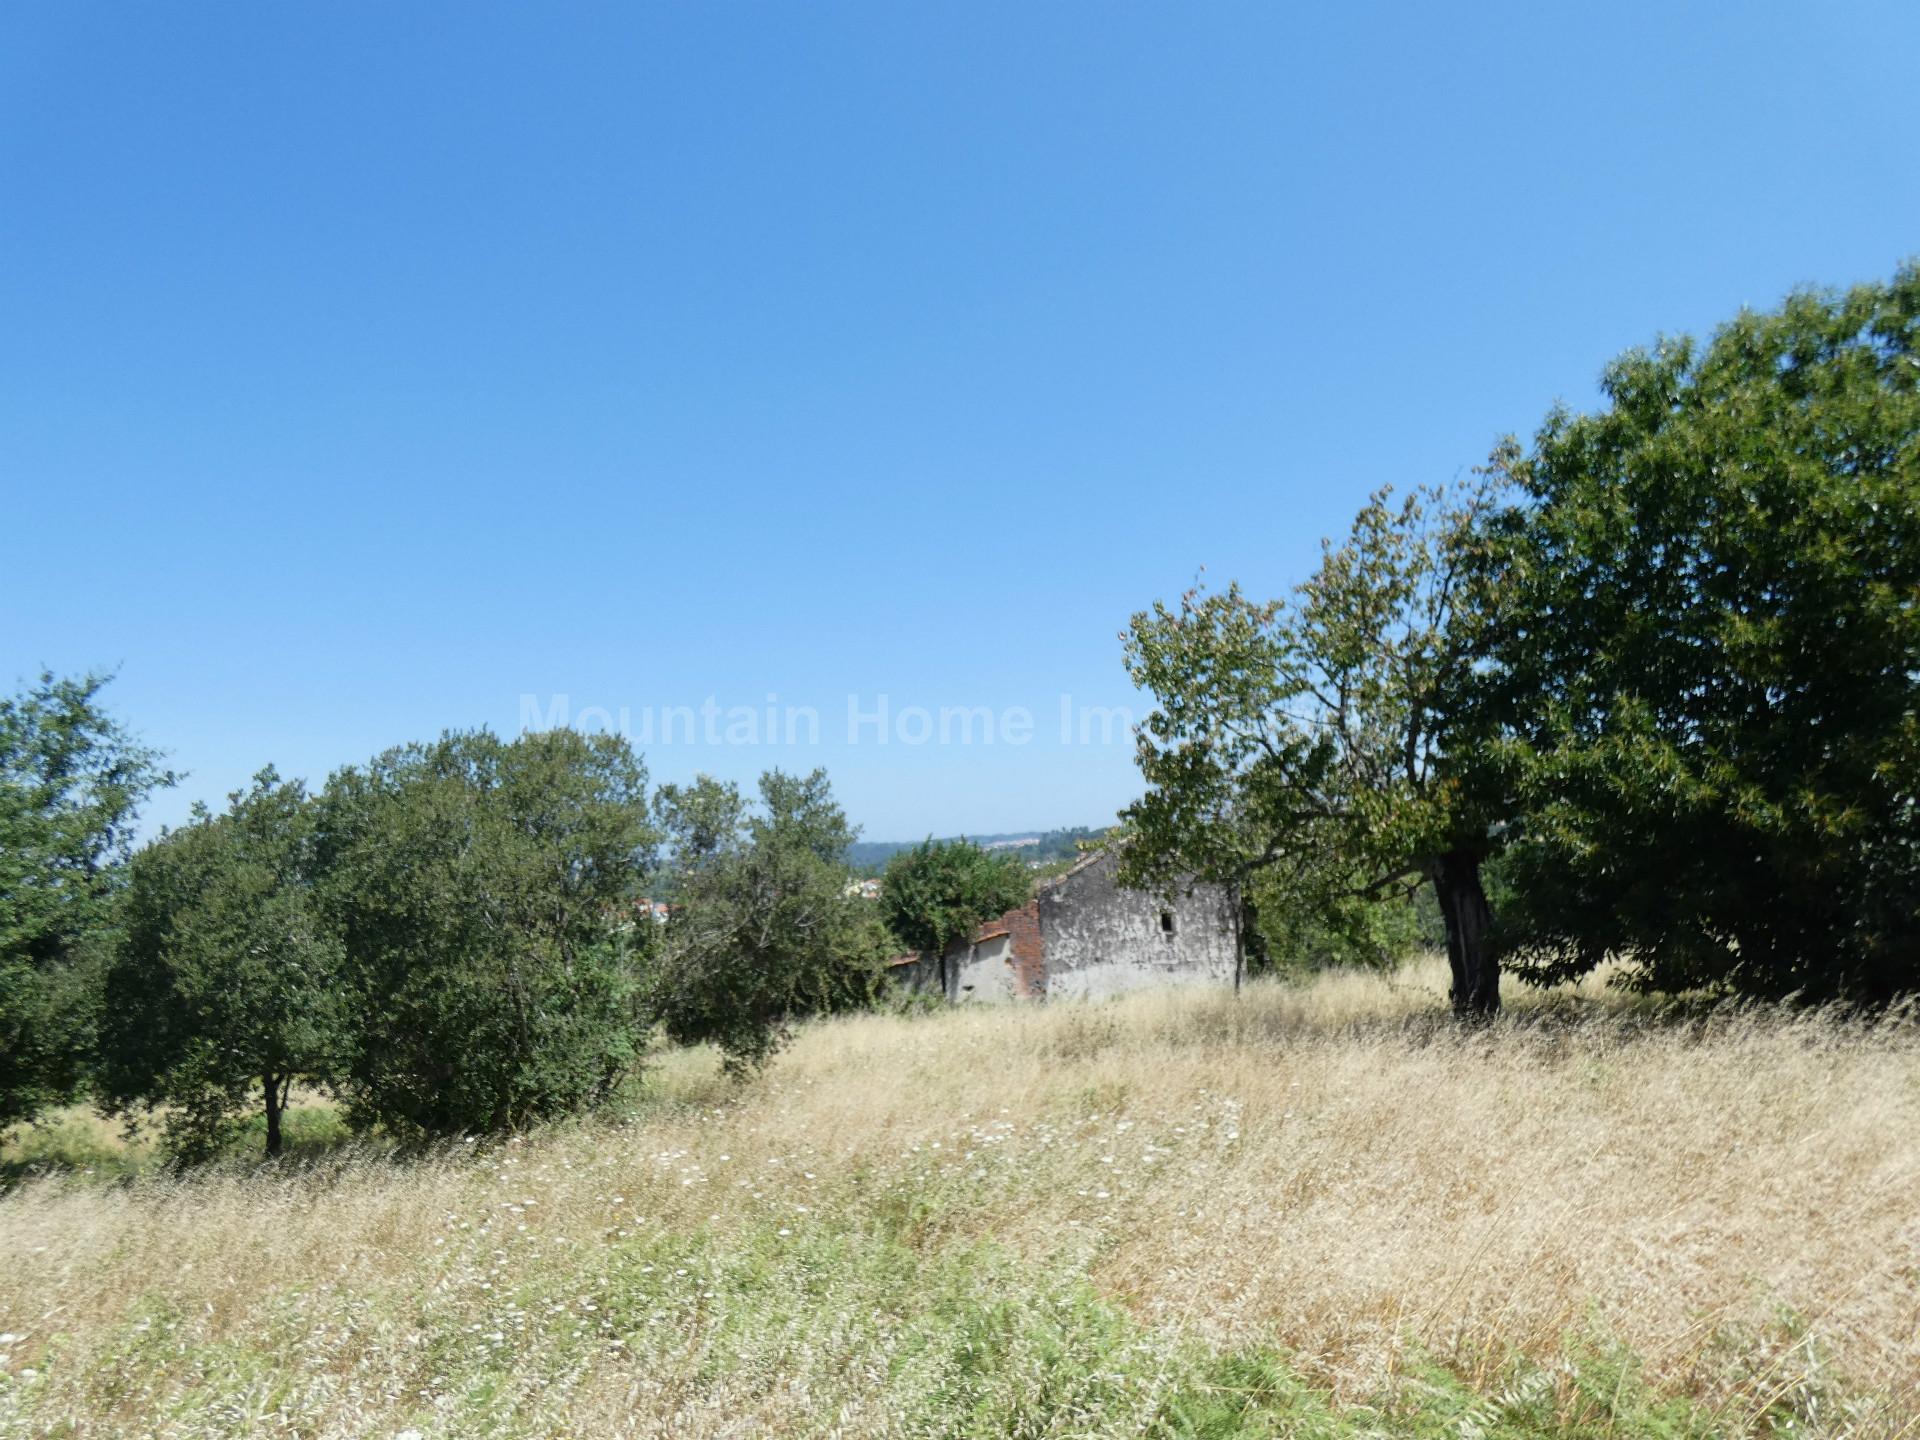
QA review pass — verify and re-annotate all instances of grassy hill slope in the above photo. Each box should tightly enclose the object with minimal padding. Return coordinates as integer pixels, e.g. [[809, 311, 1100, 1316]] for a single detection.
[[3, 962, 1917, 1437]]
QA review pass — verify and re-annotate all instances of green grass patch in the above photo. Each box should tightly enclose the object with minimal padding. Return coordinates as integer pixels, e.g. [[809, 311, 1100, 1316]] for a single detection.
[[0, 1112, 154, 1185]]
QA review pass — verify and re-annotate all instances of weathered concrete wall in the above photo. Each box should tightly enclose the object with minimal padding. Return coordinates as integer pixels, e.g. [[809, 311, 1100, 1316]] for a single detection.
[[922, 852, 1239, 1003], [942, 900, 1043, 1003], [888, 952, 943, 997], [946, 932, 1015, 1001], [1038, 849, 1239, 1000]]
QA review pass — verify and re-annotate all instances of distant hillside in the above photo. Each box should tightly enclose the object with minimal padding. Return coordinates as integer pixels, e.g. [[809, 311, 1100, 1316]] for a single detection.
[[847, 826, 1109, 873]]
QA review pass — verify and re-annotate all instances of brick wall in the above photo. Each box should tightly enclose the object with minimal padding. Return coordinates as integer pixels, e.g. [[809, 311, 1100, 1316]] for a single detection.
[[999, 900, 1045, 999]]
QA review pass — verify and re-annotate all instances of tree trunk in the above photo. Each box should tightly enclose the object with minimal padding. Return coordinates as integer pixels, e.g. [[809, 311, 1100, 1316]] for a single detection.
[[263, 1072, 283, 1158], [1433, 849, 1499, 1018], [1238, 892, 1270, 980]]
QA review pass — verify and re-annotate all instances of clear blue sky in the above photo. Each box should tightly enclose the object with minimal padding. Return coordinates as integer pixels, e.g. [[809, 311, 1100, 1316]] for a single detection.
[[4, 2, 1916, 842]]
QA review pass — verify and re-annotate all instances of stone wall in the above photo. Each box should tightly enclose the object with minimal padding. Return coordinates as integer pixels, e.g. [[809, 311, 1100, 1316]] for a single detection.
[[1037, 849, 1240, 1000], [927, 850, 1239, 1003]]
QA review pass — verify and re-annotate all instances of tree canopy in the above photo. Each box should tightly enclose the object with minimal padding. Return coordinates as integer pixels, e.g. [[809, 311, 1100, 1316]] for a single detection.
[[0, 673, 173, 1126], [315, 728, 658, 1137], [101, 768, 345, 1158], [650, 768, 891, 1074], [1119, 482, 1504, 1012], [1469, 266, 1920, 1001]]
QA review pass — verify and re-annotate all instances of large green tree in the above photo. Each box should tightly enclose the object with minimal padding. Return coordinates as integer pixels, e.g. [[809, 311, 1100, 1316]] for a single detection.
[[1468, 266, 1920, 1002], [650, 768, 891, 1074], [879, 838, 1032, 992], [1120, 482, 1505, 1013], [0, 673, 172, 1126], [101, 768, 345, 1158], [316, 728, 657, 1137]]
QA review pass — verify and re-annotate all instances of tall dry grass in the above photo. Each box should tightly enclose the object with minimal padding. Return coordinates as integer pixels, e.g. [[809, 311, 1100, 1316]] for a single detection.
[[2, 959, 1917, 1437]]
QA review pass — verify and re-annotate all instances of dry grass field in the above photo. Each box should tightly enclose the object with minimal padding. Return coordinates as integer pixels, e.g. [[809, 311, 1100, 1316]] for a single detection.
[[2, 960, 1917, 1438]]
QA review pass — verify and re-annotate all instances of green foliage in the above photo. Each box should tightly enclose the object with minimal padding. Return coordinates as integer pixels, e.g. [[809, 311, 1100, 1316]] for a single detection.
[[651, 769, 892, 1075], [100, 767, 347, 1158], [878, 837, 1033, 964], [1119, 484, 1503, 1008], [1246, 870, 1440, 976], [0, 672, 173, 1127], [316, 728, 658, 1137], [1470, 265, 1920, 1001]]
